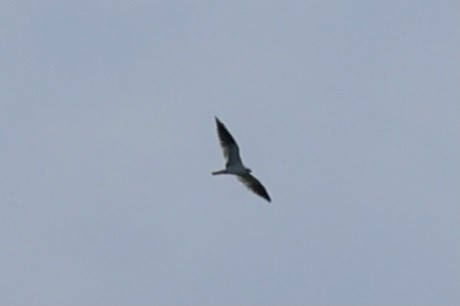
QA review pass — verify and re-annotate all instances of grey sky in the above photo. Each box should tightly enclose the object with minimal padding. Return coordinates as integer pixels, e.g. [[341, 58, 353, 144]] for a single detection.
[[1, 1, 459, 305]]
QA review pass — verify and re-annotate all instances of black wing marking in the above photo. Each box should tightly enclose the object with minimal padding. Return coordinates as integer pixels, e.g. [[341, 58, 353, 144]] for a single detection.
[[215, 117, 242, 166], [238, 173, 271, 202]]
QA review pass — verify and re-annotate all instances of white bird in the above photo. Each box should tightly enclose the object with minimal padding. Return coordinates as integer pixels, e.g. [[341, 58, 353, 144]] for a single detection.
[[212, 116, 271, 202]]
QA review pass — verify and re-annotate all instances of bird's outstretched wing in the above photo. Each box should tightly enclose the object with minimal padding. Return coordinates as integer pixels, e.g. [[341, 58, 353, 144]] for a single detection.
[[237, 173, 271, 202], [215, 117, 243, 167]]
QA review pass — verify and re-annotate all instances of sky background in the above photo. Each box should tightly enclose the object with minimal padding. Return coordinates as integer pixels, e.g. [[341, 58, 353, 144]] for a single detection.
[[1, 1, 459, 305]]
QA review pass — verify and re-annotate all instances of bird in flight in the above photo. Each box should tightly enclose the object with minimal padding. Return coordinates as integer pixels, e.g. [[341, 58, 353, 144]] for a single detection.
[[212, 116, 271, 202]]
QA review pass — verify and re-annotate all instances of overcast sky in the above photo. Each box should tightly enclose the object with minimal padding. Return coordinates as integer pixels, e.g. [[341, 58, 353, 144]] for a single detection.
[[1, 1, 459, 305]]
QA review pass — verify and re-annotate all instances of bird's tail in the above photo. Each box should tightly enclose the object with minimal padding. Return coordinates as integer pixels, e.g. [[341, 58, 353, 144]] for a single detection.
[[211, 169, 227, 175]]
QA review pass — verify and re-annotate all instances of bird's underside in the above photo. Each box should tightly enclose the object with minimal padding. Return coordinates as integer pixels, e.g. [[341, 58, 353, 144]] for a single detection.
[[212, 117, 271, 202]]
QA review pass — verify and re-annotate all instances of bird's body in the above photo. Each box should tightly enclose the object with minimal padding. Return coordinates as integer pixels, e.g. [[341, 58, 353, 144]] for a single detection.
[[212, 164, 250, 176], [212, 117, 271, 202]]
